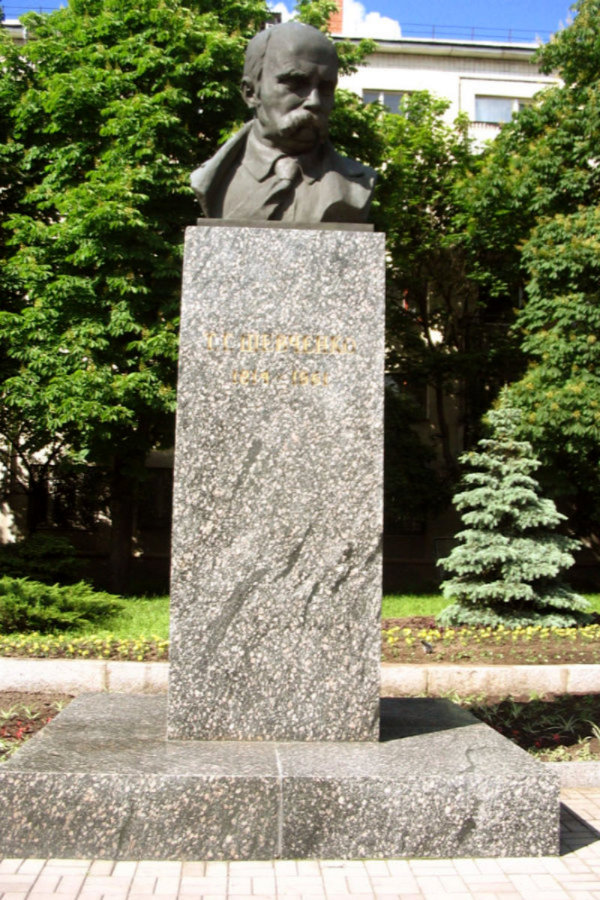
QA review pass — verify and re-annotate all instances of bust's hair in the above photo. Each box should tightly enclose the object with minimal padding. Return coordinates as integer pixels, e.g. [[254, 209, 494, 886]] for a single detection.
[[243, 27, 272, 85], [243, 22, 337, 86]]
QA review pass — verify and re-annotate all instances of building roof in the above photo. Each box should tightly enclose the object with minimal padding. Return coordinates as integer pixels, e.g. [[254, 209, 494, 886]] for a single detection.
[[335, 34, 541, 61]]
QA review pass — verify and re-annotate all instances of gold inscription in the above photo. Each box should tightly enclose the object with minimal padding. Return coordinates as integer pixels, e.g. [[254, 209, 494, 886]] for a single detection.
[[206, 328, 354, 389], [292, 370, 329, 386], [232, 369, 329, 387], [232, 369, 270, 385], [239, 333, 259, 352], [205, 331, 357, 355]]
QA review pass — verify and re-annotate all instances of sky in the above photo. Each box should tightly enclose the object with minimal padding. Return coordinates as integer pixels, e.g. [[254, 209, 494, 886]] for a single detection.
[[3, 0, 576, 44], [272, 0, 575, 42]]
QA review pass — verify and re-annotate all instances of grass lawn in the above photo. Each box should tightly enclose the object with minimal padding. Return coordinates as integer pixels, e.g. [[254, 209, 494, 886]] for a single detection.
[[381, 593, 600, 618], [96, 592, 449, 636], [92, 592, 448, 633], [381, 593, 447, 618], [0, 593, 171, 661], [78, 594, 170, 640]]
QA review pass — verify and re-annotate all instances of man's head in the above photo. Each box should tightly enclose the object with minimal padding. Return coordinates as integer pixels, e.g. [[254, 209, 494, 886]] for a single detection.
[[242, 22, 338, 157]]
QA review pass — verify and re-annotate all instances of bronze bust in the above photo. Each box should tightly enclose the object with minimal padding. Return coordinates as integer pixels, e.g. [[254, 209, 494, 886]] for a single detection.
[[191, 22, 376, 224]]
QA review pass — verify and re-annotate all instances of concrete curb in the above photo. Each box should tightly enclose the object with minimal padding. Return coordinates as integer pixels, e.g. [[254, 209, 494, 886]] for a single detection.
[[547, 762, 600, 787], [0, 657, 169, 694], [2, 659, 600, 697], [381, 663, 600, 697]]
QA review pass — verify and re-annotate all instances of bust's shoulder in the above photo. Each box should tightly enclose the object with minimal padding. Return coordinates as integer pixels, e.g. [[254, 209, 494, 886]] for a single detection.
[[323, 144, 377, 189], [191, 123, 251, 198], [316, 144, 377, 223]]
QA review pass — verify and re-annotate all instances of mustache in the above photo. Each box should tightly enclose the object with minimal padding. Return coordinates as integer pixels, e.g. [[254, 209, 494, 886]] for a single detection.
[[278, 108, 327, 139]]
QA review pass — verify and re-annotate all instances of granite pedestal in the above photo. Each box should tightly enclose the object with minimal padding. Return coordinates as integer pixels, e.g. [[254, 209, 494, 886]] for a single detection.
[[168, 224, 385, 742], [1, 224, 560, 860], [0, 694, 559, 859]]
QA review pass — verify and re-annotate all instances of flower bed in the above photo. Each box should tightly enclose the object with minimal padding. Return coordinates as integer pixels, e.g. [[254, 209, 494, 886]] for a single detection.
[[2, 620, 600, 666], [0, 634, 169, 661], [382, 619, 600, 665]]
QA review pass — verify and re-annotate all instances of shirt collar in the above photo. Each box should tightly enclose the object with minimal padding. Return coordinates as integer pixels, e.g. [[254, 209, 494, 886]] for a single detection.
[[242, 124, 322, 184]]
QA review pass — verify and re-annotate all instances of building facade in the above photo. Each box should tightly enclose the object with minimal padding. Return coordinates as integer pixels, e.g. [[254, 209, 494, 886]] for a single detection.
[[338, 37, 557, 147]]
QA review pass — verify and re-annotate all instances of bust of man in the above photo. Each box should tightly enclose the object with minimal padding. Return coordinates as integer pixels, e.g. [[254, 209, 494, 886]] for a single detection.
[[191, 22, 376, 224]]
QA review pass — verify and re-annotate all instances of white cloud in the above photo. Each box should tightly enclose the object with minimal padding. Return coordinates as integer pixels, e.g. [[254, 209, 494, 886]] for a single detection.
[[269, 2, 294, 23], [343, 0, 402, 38], [269, 1, 402, 38]]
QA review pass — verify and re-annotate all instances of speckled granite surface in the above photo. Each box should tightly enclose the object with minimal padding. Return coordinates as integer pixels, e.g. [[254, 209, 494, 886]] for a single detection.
[[0, 695, 559, 860], [168, 225, 385, 742]]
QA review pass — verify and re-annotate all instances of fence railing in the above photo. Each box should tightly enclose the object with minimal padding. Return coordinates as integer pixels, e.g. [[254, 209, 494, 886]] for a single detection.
[[396, 23, 556, 43]]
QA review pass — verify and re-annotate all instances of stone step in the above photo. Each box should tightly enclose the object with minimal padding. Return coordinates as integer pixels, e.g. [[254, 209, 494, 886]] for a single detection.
[[0, 694, 559, 860]]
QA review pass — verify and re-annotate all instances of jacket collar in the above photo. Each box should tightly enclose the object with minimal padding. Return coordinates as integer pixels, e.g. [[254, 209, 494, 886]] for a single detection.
[[242, 125, 322, 185]]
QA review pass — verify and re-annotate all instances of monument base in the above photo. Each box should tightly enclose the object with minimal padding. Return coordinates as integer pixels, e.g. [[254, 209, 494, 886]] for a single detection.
[[0, 694, 559, 860]]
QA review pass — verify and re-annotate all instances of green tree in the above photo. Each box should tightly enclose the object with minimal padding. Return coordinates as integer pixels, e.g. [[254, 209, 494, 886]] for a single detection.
[[371, 93, 516, 525], [438, 395, 589, 627], [0, 22, 50, 523], [0, 0, 268, 588], [505, 2, 600, 547], [0, 0, 382, 588], [459, 0, 600, 552], [509, 207, 600, 544]]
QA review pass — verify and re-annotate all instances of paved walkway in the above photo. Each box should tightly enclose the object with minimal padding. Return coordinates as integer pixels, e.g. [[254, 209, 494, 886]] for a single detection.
[[0, 789, 599, 899]]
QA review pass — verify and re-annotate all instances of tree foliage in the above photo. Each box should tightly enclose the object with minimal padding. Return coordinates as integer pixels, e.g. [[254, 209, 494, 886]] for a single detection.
[[0, 0, 268, 585], [1, 0, 269, 463], [439, 396, 589, 627], [9, 0, 593, 582], [370, 93, 520, 525], [0, 0, 386, 585], [454, 0, 600, 552], [510, 207, 600, 535], [507, 0, 600, 546]]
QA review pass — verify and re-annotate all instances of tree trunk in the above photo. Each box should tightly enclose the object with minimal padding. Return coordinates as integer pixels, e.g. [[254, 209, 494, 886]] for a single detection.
[[26, 467, 49, 533], [433, 378, 457, 479], [108, 459, 137, 594]]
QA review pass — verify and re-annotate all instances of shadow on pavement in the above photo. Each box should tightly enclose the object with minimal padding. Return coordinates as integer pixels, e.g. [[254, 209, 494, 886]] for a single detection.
[[561, 803, 600, 854]]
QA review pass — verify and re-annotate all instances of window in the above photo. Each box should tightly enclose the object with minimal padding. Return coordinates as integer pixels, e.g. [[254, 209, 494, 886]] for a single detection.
[[363, 90, 405, 114], [474, 96, 528, 125]]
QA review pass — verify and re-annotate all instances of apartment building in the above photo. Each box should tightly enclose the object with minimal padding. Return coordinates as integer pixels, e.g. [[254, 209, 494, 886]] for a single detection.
[[337, 36, 557, 146]]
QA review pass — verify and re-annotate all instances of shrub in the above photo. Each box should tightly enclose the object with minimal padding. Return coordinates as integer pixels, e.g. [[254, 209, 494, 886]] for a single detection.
[[0, 577, 122, 633], [0, 534, 81, 584]]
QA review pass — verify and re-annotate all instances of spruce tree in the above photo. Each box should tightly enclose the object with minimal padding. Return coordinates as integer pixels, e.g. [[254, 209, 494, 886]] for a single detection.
[[438, 396, 590, 627]]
